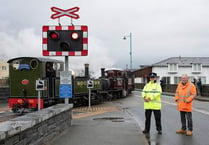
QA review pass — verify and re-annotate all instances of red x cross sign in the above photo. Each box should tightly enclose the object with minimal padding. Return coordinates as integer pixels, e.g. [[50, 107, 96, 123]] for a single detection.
[[51, 7, 80, 19]]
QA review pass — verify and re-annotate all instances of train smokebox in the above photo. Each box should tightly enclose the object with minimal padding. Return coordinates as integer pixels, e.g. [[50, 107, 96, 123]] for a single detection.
[[101, 68, 105, 77], [84, 63, 89, 78]]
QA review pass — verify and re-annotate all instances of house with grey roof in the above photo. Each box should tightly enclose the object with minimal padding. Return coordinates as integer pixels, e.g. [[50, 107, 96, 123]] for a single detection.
[[152, 57, 209, 84]]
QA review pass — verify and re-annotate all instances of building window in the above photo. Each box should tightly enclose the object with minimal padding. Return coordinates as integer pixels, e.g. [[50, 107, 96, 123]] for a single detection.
[[174, 76, 181, 84], [161, 77, 170, 84], [190, 76, 206, 85], [199, 77, 206, 85], [168, 63, 178, 73], [192, 63, 202, 73], [134, 77, 141, 84], [1, 66, 6, 71]]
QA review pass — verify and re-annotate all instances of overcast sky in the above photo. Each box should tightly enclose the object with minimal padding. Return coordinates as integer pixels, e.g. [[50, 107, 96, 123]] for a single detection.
[[1, 0, 209, 76]]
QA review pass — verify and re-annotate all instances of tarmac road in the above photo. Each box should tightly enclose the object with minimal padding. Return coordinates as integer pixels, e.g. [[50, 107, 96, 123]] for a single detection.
[[128, 91, 209, 145]]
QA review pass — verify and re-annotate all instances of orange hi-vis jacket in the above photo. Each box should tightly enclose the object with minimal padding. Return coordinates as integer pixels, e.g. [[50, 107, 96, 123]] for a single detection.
[[175, 81, 197, 112]]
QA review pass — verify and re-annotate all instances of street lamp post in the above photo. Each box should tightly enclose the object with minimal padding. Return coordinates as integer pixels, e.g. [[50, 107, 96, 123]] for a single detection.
[[123, 32, 133, 69]]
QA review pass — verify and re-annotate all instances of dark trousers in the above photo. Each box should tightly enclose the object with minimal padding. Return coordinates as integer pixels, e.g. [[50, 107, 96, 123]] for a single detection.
[[180, 111, 193, 131], [144, 109, 162, 132]]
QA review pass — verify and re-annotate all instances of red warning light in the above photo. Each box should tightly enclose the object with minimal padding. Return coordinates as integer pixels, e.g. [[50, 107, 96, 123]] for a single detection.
[[49, 31, 59, 40]]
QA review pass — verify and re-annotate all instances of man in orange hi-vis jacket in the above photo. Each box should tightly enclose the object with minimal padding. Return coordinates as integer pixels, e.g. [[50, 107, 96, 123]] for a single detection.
[[175, 74, 197, 136]]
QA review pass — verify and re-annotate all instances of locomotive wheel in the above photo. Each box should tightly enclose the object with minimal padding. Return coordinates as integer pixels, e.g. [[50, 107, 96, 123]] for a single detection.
[[12, 103, 22, 113]]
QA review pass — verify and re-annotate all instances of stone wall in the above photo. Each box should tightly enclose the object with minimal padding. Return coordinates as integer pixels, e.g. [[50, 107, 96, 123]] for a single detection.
[[0, 104, 73, 145]]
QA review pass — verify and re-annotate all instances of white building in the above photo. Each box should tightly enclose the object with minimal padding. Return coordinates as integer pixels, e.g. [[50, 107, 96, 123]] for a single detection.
[[152, 57, 209, 84]]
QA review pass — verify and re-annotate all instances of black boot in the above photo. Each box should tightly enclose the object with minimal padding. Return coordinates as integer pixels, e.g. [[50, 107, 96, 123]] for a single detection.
[[142, 130, 149, 134]]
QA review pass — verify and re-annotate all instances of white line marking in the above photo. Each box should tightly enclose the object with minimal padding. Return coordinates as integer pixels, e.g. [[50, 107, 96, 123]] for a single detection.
[[162, 100, 209, 116]]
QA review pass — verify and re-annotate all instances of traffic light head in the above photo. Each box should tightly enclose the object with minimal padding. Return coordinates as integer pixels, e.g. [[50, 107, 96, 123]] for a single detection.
[[42, 25, 88, 56]]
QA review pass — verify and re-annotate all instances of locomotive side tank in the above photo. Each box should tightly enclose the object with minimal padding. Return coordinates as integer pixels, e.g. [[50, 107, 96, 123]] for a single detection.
[[72, 64, 102, 106]]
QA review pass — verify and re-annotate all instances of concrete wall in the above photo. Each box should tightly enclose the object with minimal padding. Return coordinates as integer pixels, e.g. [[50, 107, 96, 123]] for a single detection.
[[0, 104, 73, 145]]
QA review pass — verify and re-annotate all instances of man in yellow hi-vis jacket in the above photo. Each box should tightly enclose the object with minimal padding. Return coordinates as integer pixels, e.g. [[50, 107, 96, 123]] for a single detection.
[[142, 72, 162, 134]]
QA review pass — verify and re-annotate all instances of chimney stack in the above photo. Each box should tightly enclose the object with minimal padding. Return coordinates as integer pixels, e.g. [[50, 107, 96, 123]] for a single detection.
[[84, 64, 89, 78], [101, 68, 105, 77]]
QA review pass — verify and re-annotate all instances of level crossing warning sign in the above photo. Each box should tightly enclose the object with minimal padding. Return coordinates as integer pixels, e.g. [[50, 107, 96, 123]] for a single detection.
[[51, 7, 80, 19]]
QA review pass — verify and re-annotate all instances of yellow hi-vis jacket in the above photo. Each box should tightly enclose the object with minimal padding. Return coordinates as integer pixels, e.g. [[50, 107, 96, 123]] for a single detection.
[[142, 81, 162, 110]]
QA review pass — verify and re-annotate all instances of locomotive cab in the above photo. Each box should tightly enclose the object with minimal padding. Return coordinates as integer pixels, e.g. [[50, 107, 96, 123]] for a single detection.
[[100, 68, 131, 99]]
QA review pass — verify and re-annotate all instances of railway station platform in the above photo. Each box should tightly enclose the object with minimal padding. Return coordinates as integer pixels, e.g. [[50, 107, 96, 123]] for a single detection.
[[47, 102, 149, 145]]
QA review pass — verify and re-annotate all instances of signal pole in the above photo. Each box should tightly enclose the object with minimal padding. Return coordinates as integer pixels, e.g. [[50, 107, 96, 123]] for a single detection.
[[65, 56, 69, 104]]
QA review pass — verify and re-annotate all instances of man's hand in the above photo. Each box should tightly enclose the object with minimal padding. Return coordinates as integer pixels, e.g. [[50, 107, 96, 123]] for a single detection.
[[144, 97, 151, 102], [185, 99, 191, 103]]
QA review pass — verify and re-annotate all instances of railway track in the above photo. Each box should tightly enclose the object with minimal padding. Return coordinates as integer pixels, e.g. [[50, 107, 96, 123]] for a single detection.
[[0, 113, 19, 123], [0, 100, 122, 122], [0, 104, 19, 123]]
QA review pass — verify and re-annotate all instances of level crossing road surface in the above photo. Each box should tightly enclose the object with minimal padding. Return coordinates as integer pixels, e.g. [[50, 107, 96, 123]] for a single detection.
[[48, 91, 209, 145]]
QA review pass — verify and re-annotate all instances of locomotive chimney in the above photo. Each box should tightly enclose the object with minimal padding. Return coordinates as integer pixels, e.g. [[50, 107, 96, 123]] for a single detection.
[[84, 63, 89, 78], [101, 68, 105, 77]]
